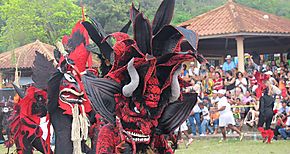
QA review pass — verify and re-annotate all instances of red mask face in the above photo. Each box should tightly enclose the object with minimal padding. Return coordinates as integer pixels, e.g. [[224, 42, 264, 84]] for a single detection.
[[59, 72, 84, 104], [115, 74, 163, 145]]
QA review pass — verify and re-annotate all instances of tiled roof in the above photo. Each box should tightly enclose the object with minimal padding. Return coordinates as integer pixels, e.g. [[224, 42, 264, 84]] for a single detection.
[[179, 1, 290, 37], [0, 40, 55, 69]]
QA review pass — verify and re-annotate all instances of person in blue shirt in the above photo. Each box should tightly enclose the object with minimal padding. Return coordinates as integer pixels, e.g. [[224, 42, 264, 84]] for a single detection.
[[222, 55, 236, 72]]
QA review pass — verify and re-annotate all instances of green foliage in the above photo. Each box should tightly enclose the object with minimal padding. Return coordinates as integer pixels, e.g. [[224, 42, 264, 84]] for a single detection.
[[0, 0, 289, 53], [0, 0, 81, 52]]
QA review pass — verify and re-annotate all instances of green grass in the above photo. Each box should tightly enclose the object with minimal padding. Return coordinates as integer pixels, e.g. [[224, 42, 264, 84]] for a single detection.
[[0, 139, 289, 154], [175, 139, 290, 154]]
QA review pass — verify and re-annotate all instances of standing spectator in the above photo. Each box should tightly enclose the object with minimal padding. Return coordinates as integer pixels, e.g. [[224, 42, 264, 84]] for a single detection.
[[278, 115, 290, 140], [199, 102, 213, 136], [216, 89, 244, 142], [245, 57, 258, 75], [211, 90, 220, 105], [213, 72, 223, 91], [210, 106, 220, 135], [266, 71, 278, 86], [235, 72, 248, 94], [189, 102, 202, 136], [224, 70, 236, 94], [175, 121, 194, 148], [222, 55, 236, 72]]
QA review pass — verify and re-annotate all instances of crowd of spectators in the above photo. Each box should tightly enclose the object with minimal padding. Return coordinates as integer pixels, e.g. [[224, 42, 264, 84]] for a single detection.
[[177, 53, 290, 145]]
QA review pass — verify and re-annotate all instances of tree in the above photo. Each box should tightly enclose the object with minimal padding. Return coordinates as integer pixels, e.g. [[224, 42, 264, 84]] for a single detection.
[[0, 0, 81, 52], [81, 0, 130, 34]]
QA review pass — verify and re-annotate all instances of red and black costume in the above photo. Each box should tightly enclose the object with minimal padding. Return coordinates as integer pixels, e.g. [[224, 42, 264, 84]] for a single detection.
[[257, 87, 275, 143], [9, 86, 52, 154], [47, 21, 94, 154], [7, 51, 56, 154], [82, 0, 206, 153]]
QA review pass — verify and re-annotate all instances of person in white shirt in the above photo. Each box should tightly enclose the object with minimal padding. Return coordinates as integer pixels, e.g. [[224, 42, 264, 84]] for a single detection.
[[211, 90, 220, 105], [216, 89, 244, 142], [199, 102, 213, 136], [189, 99, 202, 136]]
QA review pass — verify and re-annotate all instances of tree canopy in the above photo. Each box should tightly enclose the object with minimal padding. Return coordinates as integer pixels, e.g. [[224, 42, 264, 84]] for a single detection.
[[0, 0, 289, 53]]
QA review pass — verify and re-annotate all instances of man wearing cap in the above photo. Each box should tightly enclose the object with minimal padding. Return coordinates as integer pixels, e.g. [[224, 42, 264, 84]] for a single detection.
[[222, 55, 236, 72], [216, 89, 244, 142], [188, 62, 199, 77]]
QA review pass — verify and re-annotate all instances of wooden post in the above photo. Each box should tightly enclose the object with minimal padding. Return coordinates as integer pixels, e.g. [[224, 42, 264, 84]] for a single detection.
[[236, 37, 245, 72]]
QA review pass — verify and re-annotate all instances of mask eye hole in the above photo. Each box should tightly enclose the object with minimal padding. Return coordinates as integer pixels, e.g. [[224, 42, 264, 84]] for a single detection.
[[134, 106, 140, 114], [64, 73, 76, 83]]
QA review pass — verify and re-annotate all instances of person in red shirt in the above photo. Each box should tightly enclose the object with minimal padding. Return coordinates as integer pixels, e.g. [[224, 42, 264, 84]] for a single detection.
[[273, 112, 288, 140], [213, 72, 224, 91]]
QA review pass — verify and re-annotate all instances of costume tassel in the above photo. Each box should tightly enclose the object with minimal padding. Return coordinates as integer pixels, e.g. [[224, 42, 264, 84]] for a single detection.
[[71, 105, 82, 154], [80, 105, 89, 140]]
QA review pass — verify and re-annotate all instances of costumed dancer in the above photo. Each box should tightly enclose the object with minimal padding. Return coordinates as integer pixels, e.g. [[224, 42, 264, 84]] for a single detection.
[[216, 89, 244, 142], [9, 84, 53, 154], [257, 81, 281, 143], [6, 51, 56, 154], [82, 0, 207, 153]]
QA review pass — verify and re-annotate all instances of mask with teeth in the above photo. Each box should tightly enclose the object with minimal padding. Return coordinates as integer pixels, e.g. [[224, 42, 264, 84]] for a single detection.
[[83, 0, 206, 153]]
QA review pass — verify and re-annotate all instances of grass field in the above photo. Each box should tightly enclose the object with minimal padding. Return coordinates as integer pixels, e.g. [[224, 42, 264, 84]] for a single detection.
[[175, 139, 290, 154], [0, 139, 289, 154]]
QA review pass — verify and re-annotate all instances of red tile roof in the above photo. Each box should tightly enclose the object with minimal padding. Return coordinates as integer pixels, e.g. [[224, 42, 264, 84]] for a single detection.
[[0, 40, 55, 70], [179, 1, 290, 37]]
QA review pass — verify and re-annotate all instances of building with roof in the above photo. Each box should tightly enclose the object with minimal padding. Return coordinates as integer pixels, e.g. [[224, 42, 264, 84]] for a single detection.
[[0, 40, 55, 88], [179, 0, 290, 72]]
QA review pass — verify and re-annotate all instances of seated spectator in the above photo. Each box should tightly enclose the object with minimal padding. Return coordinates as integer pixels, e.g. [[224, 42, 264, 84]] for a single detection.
[[242, 90, 253, 115], [232, 98, 243, 131], [235, 72, 248, 94], [279, 101, 290, 115], [224, 70, 236, 94], [273, 112, 288, 140], [208, 65, 215, 79], [201, 72, 213, 96], [213, 72, 223, 91], [199, 102, 213, 136], [244, 99, 259, 127], [180, 64, 190, 81], [278, 114, 290, 140]]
